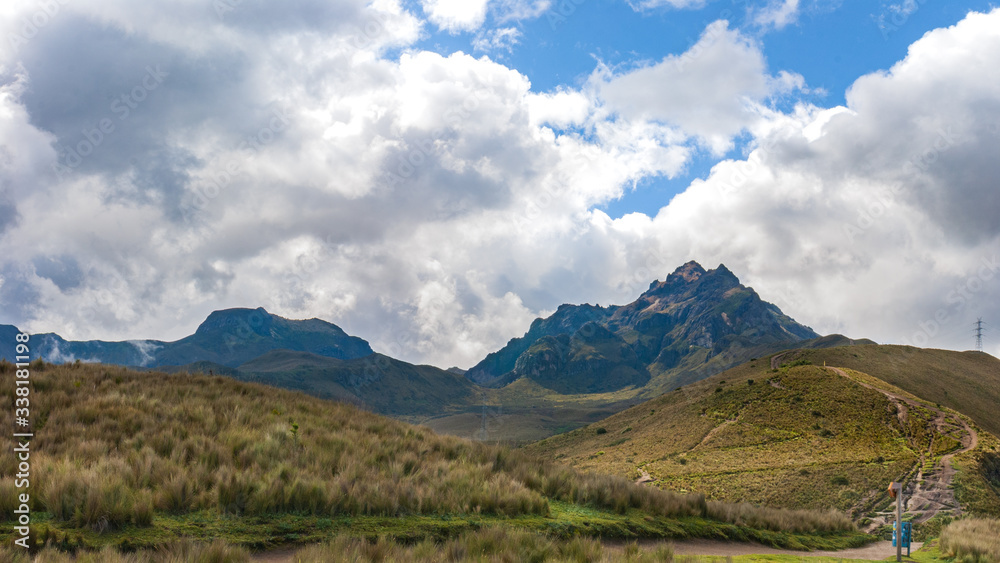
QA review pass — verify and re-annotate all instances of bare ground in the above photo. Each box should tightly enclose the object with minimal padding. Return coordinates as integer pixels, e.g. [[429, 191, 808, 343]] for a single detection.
[[660, 538, 924, 559], [250, 539, 927, 562]]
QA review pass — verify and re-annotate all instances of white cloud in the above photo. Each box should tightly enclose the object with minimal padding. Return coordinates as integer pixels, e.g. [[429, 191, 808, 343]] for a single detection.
[[472, 26, 522, 53], [595, 21, 800, 154], [494, 0, 551, 22], [625, 0, 707, 11], [526, 89, 591, 128], [2, 3, 1000, 369], [752, 0, 801, 30], [422, 0, 490, 33]]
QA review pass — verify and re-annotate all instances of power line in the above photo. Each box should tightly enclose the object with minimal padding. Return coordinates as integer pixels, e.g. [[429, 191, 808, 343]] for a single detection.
[[975, 318, 984, 352]]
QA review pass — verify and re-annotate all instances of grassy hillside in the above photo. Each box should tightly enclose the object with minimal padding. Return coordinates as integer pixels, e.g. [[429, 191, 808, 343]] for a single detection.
[[0, 361, 866, 555], [782, 345, 1000, 438], [421, 337, 877, 445], [526, 357, 1000, 522], [236, 349, 481, 418]]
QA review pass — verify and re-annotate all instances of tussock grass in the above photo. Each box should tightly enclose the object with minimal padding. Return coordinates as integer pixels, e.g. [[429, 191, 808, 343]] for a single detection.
[[0, 539, 248, 562], [939, 517, 1000, 562], [0, 531, 683, 562], [291, 527, 677, 562]]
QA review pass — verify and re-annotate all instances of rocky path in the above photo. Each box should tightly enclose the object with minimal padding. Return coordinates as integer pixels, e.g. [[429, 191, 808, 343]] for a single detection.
[[825, 366, 977, 525]]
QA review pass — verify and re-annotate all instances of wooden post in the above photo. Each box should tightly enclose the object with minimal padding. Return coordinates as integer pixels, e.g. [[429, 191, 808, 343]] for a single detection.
[[889, 482, 903, 562]]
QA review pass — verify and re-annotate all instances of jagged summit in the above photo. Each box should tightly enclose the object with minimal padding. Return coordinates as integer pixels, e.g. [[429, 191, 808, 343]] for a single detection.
[[466, 261, 819, 392], [644, 262, 739, 300]]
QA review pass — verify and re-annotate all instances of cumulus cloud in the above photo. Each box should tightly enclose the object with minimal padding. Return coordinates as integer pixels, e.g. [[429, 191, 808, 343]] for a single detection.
[[1, 2, 999, 368], [594, 21, 804, 154], [598, 8, 1000, 355], [422, 0, 490, 33], [752, 0, 801, 30]]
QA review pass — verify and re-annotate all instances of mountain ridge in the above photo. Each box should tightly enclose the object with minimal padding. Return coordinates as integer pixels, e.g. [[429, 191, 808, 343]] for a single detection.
[[0, 306, 373, 368], [467, 261, 820, 396]]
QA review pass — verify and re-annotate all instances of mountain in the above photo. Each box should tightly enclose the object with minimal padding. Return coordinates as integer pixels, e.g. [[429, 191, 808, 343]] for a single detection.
[[154, 307, 373, 367], [525, 347, 1000, 523], [0, 307, 373, 368], [468, 261, 820, 395]]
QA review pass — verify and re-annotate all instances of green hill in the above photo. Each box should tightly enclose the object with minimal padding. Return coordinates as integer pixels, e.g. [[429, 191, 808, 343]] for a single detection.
[[777, 345, 1000, 438], [236, 349, 481, 417], [0, 360, 867, 555], [525, 352, 1000, 523]]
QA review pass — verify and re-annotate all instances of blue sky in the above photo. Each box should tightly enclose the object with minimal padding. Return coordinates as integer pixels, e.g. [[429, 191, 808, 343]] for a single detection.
[[1, 0, 998, 366]]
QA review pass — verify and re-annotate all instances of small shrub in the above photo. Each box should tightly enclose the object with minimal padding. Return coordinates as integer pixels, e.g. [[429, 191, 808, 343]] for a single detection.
[[831, 475, 849, 486], [595, 427, 607, 435]]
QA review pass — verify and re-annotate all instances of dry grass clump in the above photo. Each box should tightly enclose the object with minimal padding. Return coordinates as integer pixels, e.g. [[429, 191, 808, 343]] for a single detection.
[[292, 527, 675, 562], [705, 502, 854, 534], [0, 532, 682, 562], [939, 517, 1000, 563], [0, 540, 249, 562]]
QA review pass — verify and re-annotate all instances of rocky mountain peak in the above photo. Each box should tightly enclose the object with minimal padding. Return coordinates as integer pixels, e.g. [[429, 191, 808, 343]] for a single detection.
[[672, 260, 707, 282]]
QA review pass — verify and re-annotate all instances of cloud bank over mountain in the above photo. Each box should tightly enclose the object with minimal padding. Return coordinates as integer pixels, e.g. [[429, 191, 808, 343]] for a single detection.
[[0, 2, 997, 367]]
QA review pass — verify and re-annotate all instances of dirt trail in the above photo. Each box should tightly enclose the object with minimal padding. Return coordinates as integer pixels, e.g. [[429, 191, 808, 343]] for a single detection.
[[825, 366, 978, 525], [660, 538, 924, 559], [252, 539, 928, 562], [770, 352, 789, 370]]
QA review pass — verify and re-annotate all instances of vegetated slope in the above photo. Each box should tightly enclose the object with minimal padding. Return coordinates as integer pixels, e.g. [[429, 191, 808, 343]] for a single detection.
[[0, 307, 374, 368], [467, 261, 820, 396], [236, 349, 480, 417], [525, 357, 1000, 522], [0, 361, 865, 552], [781, 345, 1000, 438], [422, 333, 875, 445]]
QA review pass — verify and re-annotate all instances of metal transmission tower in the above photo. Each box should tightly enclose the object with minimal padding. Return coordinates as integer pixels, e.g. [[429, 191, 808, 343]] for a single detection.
[[975, 318, 984, 352]]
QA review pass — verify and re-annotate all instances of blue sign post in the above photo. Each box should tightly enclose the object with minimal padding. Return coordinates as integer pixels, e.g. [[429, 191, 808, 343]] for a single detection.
[[892, 521, 912, 557]]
